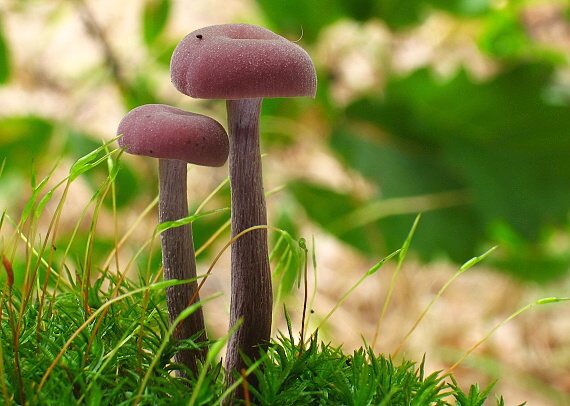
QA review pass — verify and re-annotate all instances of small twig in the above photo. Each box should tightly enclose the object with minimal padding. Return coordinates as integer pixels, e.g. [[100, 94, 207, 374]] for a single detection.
[[240, 369, 251, 406], [72, 0, 132, 95]]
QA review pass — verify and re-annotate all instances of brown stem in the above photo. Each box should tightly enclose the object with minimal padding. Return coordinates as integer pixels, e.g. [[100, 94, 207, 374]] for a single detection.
[[158, 159, 207, 377], [225, 98, 272, 394]]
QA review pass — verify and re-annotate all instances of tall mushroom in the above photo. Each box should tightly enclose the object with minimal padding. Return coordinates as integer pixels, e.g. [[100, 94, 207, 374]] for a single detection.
[[117, 104, 229, 377], [170, 24, 317, 383]]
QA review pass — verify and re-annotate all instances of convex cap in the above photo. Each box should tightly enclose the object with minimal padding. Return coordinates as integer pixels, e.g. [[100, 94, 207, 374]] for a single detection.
[[118, 104, 229, 167], [171, 24, 317, 100]]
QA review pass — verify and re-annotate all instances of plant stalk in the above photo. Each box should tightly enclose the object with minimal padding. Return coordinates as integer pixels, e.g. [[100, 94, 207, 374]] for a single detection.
[[225, 98, 272, 394], [158, 158, 206, 377]]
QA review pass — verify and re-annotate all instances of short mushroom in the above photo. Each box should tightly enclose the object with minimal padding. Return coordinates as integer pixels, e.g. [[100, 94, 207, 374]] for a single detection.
[[117, 103, 229, 377], [170, 23, 317, 385]]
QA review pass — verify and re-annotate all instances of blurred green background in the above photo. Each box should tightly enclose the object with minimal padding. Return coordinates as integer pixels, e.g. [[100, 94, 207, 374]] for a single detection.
[[1, 0, 569, 283]]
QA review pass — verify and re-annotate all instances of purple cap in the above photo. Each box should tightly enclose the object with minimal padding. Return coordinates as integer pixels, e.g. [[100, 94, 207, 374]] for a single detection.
[[117, 104, 229, 167], [171, 24, 317, 100]]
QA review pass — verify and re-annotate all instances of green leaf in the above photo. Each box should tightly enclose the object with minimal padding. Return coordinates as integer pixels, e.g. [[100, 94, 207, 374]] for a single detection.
[[254, 0, 344, 43], [121, 74, 160, 110], [288, 180, 381, 254], [334, 63, 570, 277], [0, 15, 10, 83], [428, 0, 491, 16], [369, 0, 491, 30], [257, 0, 493, 43], [341, 0, 377, 21], [372, 0, 427, 29], [329, 126, 480, 262], [64, 131, 138, 209], [69, 137, 120, 181], [142, 0, 171, 46], [0, 117, 54, 171], [479, 5, 566, 63], [480, 6, 528, 58], [154, 40, 177, 67]]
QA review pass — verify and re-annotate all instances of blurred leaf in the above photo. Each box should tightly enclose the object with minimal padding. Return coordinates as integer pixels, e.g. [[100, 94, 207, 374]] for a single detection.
[[122, 74, 160, 110], [255, 0, 345, 42], [274, 207, 300, 246], [479, 7, 536, 58], [480, 7, 531, 59], [154, 41, 177, 67], [64, 130, 104, 159], [377, 208, 481, 263], [495, 250, 569, 282], [261, 98, 316, 148], [288, 180, 382, 254], [334, 63, 570, 277], [0, 117, 54, 171], [330, 128, 463, 197], [489, 221, 569, 282], [341, 0, 377, 21], [366, 0, 492, 30], [373, 0, 427, 29], [313, 128, 479, 260], [0, 15, 10, 83], [256, 0, 494, 39], [142, 0, 171, 46], [480, 6, 567, 63], [428, 0, 491, 16]]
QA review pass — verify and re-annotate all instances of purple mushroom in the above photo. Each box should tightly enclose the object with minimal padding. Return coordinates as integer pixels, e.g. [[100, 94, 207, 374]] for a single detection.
[[170, 23, 317, 386], [117, 104, 229, 377]]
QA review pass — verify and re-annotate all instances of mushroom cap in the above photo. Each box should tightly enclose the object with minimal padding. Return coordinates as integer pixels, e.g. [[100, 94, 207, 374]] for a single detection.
[[117, 104, 229, 167], [170, 24, 317, 100]]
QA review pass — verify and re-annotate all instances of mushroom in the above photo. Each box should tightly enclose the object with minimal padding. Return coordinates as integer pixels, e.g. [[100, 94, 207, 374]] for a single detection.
[[170, 23, 317, 383], [117, 104, 229, 377]]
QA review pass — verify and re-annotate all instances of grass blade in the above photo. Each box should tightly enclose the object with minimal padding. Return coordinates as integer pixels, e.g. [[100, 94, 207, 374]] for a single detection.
[[446, 297, 570, 374]]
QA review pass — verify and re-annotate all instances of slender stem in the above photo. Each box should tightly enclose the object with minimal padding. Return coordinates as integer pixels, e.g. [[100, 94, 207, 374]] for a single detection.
[[158, 159, 206, 377], [225, 99, 272, 391]]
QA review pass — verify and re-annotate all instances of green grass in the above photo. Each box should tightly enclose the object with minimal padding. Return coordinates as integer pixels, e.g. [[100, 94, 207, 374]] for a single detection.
[[1, 139, 559, 405], [0, 283, 517, 405]]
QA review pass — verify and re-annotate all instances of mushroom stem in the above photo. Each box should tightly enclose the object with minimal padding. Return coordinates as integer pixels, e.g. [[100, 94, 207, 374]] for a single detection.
[[225, 98, 272, 383], [158, 158, 207, 377]]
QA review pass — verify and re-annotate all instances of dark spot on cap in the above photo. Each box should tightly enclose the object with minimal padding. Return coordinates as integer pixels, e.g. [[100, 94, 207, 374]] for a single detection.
[[149, 149, 153, 153], [196, 34, 203, 39]]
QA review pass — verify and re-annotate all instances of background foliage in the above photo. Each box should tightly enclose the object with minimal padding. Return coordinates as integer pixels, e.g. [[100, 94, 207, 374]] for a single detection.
[[256, 0, 570, 282], [1, 1, 569, 278]]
